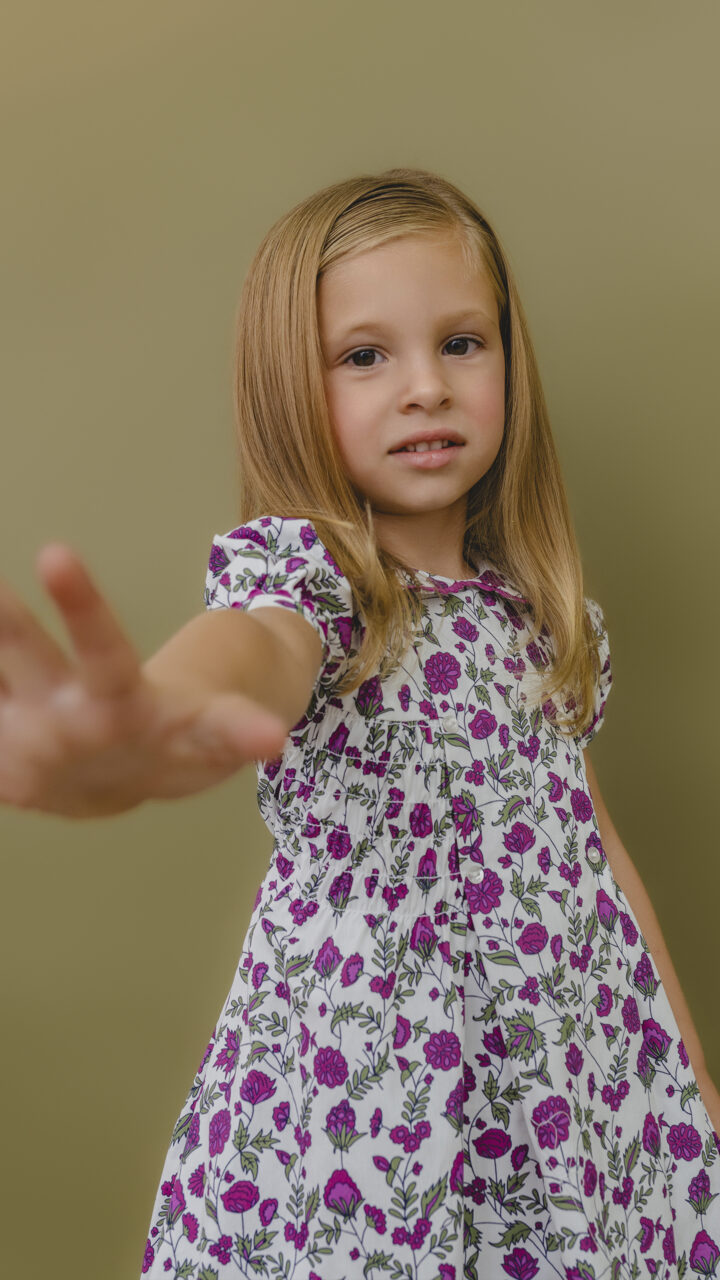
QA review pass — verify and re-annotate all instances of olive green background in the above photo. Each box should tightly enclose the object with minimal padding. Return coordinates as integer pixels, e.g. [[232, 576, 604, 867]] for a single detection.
[[2, 2, 718, 1275]]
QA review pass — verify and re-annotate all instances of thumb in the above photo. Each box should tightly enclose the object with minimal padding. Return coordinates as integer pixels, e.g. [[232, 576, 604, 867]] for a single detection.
[[210, 694, 289, 763]]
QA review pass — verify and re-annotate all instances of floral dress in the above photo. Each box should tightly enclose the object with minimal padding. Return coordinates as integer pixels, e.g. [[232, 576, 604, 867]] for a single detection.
[[141, 515, 720, 1280]]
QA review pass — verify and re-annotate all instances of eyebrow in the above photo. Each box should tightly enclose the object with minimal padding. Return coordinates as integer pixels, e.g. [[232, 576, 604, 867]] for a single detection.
[[334, 309, 497, 342]]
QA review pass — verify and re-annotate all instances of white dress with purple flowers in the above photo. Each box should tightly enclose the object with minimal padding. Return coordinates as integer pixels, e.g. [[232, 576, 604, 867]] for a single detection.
[[141, 515, 720, 1280]]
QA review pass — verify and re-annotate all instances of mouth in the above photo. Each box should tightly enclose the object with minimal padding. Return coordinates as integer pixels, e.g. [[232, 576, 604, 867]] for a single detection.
[[390, 440, 465, 454]]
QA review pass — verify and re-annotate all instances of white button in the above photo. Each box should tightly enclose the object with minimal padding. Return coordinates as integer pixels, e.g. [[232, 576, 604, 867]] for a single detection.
[[586, 847, 603, 868], [465, 864, 484, 882], [442, 712, 458, 731]]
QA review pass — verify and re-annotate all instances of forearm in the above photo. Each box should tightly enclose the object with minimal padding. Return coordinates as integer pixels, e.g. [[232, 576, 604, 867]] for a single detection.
[[142, 604, 320, 731]]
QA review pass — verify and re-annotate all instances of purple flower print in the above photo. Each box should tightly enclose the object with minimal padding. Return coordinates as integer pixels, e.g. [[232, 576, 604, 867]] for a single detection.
[[410, 803, 433, 838], [474, 1127, 512, 1159], [517, 734, 540, 761], [314, 937, 343, 976], [365, 1205, 387, 1234], [385, 787, 404, 820], [141, 1240, 155, 1273], [594, 984, 613, 1017], [620, 911, 639, 946], [583, 1160, 597, 1196], [449, 1149, 464, 1194], [688, 1170, 715, 1215], [325, 1100, 357, 1150], [426, 650, 461, 694], [394, 1015, 411, 1049], [499, 722, 510, 747], [517, 923, 548, 955], [642, 1112, 662, 1156], [182, 1213, 198, 1243], [690, 1230, 720, 1276], [667, 1123, 703, 1161], [273, 1101, 290, 1131], [565, 1043, 584, 1076], [470, 708, 497, 739], [633, 952, 659, 998], [208, 1234, 233, 1265], [228, 524, 267, 546], [323, 1168, 363, 1219], [642, 1018, 672, 1062], [222, 1180, 260, 1213], [314, 1046, 349, 1087], [370, 1108, 382, 1137], [532, 1096, 571, 1149], [208, 1109, 231, 1156], [240, 1070, 276, 1105], [551, 933, 563, 960], [215, 1030, 239, 1076], [452, 791, 480, 838], [503, 822, 536, 855], [208, 543, 232, 575], [570, 787, 593, 822], [259, 1198, 278, 1225], [356, 676, 384, 717], [410, 915, 438, 960], [327, 825, 352, 860], [621, 995, 640, 1033], [483, 1025, 508, 1059], [187, 1164, 205, 1197], [327, 722, 350, 755], [340, 953, 364, 986], [546, 773, 563, 803], [596, 888, 618, 930], [417, 848, 438, 889], [501, 1247, 540, 1279], [252, 962, 269, 990], [328, 871, 353, 910], [166, 1176, 186, 1225], [453, 616, 479, 642], [424, 1030, 461, 1070], [466, 867, 504, 914]]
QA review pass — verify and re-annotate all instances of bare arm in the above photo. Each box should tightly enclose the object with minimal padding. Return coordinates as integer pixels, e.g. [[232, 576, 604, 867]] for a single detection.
[[584, 748, 717, 1105], [143, 604, 323, 731], [0, 545, 323, 818]]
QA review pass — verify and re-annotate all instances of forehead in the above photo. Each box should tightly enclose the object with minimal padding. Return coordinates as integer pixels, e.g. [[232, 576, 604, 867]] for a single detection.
[[317, 233, 498, 332]]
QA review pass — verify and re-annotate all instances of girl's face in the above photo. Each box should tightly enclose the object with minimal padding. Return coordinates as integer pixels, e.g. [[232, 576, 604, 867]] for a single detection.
[[318, 232, 505, 572]]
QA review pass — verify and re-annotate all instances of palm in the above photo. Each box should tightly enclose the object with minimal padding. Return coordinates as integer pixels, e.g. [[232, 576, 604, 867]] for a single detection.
[[0, 544, 287, 818]]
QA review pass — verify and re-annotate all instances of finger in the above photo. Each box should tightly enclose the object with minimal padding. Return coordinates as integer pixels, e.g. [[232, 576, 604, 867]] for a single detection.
[[0, 573, 72, 696], [37, 544, 142, 699], [194, 694, 289, 765]]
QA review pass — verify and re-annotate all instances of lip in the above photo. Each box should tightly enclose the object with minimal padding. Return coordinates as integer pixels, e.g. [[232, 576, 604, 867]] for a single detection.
[[389, 443, 463, 468], [389, 429, 465, 452]]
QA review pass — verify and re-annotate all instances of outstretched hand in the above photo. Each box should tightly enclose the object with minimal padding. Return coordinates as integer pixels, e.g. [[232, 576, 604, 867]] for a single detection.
[[0, 544, 289, 819]]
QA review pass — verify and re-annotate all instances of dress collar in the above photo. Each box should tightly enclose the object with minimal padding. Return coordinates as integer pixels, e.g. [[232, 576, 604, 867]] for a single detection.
[[398, 559, 529, 604]]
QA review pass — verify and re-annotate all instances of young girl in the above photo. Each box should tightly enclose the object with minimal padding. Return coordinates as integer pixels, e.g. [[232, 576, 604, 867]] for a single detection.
[[3, 168, 719, 1279]]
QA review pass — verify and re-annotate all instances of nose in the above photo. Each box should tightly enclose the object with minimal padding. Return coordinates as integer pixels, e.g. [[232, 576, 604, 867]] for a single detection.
[[400, 354, 452, 412]]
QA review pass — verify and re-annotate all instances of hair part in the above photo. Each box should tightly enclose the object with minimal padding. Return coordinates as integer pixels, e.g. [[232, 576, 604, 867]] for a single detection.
[[232, 166, 602, 739]]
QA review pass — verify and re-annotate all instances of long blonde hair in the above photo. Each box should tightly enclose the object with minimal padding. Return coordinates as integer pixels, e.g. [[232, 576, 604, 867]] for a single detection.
[[232, 166, 603, 739]]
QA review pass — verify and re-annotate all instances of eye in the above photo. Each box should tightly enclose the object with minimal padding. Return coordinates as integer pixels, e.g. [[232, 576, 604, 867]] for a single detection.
[[444, 336, 484, 356], [342, 336, 484, 369], [344, 348, 383, 369]]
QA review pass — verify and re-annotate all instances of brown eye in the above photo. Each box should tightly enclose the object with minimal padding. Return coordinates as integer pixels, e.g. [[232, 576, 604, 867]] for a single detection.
[[344, 348, 382, 368], [445, 337, 483, 356]]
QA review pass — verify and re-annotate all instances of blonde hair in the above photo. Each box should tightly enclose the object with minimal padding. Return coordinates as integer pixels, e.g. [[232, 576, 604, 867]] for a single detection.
[[232, 166, 603, 740]]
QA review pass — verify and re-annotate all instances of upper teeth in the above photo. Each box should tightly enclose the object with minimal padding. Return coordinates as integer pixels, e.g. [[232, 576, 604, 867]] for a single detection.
[[402, 439, 453, 452]]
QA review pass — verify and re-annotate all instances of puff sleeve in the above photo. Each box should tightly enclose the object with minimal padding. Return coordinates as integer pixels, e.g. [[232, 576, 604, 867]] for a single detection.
[[204, 515, 356, 704], [573, 597, 613, 750]]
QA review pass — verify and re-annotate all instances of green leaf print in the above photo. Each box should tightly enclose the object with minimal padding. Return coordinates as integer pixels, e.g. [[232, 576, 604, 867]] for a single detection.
[[493, 795, 527, 825], [494, 1220, 532, 1248], [362, 1251, 394, 1276], [624, 1136, 641, 1174], [198, 1268, 219, 1280], [502, 1012, 545, 1064], [420, 1174, 447, 1218], [547, 1192, 583, 1211]]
